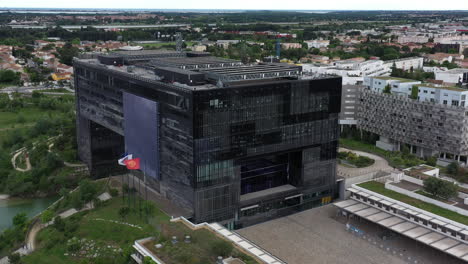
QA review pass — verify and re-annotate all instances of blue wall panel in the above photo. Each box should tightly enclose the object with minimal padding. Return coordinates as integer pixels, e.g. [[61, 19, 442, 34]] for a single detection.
[[123, 92, 159, 180]]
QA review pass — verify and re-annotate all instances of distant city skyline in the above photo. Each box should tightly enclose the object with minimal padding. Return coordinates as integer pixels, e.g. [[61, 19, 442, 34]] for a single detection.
[[1, 0, 468, 11]]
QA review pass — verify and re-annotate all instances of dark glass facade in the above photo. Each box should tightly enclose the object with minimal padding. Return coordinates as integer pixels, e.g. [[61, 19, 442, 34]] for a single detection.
[[74, 55, 341, 227]]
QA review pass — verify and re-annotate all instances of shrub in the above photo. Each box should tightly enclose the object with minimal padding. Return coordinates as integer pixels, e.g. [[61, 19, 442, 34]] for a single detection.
[[210, 240, 233, 257], [109, 188, 119, 197], [41, 209, 54, 224], [119, 207, 131, 219]]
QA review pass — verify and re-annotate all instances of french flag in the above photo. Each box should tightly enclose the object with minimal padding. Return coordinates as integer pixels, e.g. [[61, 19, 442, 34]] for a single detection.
[[118, 154, 133, 166]]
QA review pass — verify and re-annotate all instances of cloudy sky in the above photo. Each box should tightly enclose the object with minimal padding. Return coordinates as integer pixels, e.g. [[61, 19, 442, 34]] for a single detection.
[[1, 0, 467, 10]]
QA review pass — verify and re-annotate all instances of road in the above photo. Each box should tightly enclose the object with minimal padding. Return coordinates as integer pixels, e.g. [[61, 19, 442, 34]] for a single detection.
[[0, 86, 74, 94]]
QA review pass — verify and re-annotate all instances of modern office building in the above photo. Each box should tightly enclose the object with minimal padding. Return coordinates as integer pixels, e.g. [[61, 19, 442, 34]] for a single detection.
[[74, 50, 342, 227]]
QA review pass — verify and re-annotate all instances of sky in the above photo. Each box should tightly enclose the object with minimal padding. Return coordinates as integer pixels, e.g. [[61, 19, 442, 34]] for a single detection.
[[1, 0, 467, 11]]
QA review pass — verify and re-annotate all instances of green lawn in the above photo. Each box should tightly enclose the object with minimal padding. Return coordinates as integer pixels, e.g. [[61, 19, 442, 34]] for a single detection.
[[0, 108, 52, 129], [23, 196, 259, 264], [358, 181, 468, 225]]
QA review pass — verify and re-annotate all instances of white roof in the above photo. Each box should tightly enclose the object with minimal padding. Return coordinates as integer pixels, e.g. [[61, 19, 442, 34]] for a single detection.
[[417, 214, 433, 221], [430, 219, 448, 226], [355, 207, 380, 217], [404, 226, 432, 238], [345, 203, 369, 213], [431, 238, 460, 251], [334, 200, 358, 208], [367, 212, 392, 222], [445, 224, 463, 232], [391, 222, 417, 233], [446, 244, 468, 257], [379, 216, 405, 227], [417, 232, 444, 244]]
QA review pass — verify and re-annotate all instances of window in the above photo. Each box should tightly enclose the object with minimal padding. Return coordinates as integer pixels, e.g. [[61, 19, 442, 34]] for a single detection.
[[423, 90, 428, 93], [463, 95, 466, 100], [431, 91, 435, 94], [452, 100, 459, 106], [444, 93, 448, 96], [443, 100, 448, 105]]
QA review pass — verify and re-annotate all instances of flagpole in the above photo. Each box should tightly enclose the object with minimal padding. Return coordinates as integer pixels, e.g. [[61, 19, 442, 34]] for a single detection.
[[145, 160, 148, 221], [132, 170, 135, 209], [138, 169, 141, 219]]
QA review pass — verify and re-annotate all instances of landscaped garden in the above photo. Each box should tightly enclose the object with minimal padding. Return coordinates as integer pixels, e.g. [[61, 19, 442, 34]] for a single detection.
[[338, 151, 375, 168], [339, 137, 428, 169], [357, 181, 468, 225], [21, 181, 260, 264]]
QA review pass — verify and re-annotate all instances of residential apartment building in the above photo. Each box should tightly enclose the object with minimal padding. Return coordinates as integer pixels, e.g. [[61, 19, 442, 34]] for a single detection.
[[281, 43, 303, 50], [397, 36, 430, 44], [74, 50, 342, 228], [358, 76, 468, 166], [384, 57, 424, 71], [304, 39, 330, 49], [435, 68, 468, 85]]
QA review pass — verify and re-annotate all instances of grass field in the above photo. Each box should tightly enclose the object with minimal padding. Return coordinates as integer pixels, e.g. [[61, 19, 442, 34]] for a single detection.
[[358, 181, 468, 225], [0, 108, 52, 129], [23, 196, 259, 264]]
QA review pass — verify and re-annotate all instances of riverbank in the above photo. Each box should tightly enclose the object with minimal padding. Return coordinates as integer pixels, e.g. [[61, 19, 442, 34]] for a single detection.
[[0, 196, 59, 232]]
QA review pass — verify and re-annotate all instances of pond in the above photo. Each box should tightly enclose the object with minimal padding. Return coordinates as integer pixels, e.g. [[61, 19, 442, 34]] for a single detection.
[[0, 196, 58, 232]]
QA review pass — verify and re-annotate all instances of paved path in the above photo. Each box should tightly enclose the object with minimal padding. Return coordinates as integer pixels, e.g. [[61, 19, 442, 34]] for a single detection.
[[338, 147, 393, 179], [11, 150, 31, 172]]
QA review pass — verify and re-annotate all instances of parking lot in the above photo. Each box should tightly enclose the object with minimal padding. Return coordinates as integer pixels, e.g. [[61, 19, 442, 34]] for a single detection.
[[237, 205, 464, 264]]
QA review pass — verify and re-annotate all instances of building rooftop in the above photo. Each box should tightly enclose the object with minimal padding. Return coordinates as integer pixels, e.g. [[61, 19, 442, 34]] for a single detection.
[[374, 76, 417, 83], [75, 50, 334, 91], [416, 83, 468, 92]]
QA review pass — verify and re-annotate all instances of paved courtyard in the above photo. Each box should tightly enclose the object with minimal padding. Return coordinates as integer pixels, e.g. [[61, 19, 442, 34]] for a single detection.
[[237, 205, 465, 264]]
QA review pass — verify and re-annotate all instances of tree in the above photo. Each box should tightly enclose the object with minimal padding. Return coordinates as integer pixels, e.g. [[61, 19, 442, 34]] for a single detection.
[[57, 43, 80, 66], [53, 216, 65, 232], [79, 179, 97, 202], [0, 70, 19, 83], [8, 253, 21, 264], [447, 162, 459, 176], [12, 213, 27, 229], [423, 177, 459, 200], [410, 85, 419, 100], [383, 84, 391, 94], [41, 209, 54, 224], [425, 156, 437, 167]]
